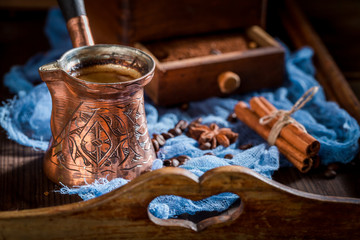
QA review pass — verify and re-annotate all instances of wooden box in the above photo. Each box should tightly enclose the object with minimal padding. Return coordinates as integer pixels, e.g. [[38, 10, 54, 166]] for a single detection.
[[85, 0, 284, 105], [85, 0, 268, 45], [136, 26, 284, 105]]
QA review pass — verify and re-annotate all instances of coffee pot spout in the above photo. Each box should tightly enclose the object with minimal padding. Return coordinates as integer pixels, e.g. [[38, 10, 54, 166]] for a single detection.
[[39, 61, 63, 83]]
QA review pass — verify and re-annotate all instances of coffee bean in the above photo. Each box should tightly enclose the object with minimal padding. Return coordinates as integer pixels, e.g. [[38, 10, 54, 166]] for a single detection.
[[152, 139, 160, 152], [226, 112, 238, 123], [349, 160, 357, 167], [324, 169, 337, 179], [177, 155, 190, 163], [161, 132, 175, 140], [210, 48, 222, 55], [204, 152, 215, 156], [175, 120, 183, 130], [153, 134, 166, 146], [172, 159, 180, 167], [169, 127, 182, 136], [163, 159, 172, 167], [224, 154, 234, 159], [181, 122, 189, 131], [200, 142, 211, 150], [239, 143, 253, 150], [176, 120, 189, 131], [327, 162, 340, 171], [180, 103, 189, 111]]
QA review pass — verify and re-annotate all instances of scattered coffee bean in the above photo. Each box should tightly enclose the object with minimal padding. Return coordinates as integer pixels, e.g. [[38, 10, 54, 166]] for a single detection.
[[161, 132, 175, 140], [172, 159, 180, 167], [182, 122, 189, 131], [327, 162, 340, 171], [238, 143, 253, 150], [153, 134, 166, 146], [204, 152, 215, 156], [177, 155, 191, 164], [176, 120, 189, 131], [200, 142, 211, 150], [169, 127, 182, 136], [349, 160, 357, 168], [226, 112, 238, 123], [152, 139, 160, 152], [323, 162, 341, 179], [163, 159, 172, 167], [210, 48, 222, 55], [180, 103, 189, 111], [163, 156, 190, 167], [324, 169, 337, 179], [224, 154, 234, 159]]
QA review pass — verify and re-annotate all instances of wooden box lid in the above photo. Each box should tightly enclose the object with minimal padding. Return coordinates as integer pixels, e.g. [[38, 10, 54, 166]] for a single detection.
[[85, 0, 267, 45]]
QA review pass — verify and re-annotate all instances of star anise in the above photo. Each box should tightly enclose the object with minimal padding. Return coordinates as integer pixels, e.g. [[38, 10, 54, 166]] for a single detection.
[[187, 121, 238, 150]]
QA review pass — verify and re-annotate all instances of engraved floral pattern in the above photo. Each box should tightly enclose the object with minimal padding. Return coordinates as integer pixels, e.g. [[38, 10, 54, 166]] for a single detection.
[[51, 96, 152, 175]]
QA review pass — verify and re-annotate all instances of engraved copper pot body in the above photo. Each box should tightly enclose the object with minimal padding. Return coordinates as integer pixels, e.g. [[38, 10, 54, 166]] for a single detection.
[[39, 44, 156, 186]]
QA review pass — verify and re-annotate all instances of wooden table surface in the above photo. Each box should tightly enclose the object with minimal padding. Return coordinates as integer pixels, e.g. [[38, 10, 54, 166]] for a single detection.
[[0, 0, 360, 211]]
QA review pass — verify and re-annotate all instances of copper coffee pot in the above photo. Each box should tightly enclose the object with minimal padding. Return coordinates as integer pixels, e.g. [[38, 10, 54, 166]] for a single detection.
[[39, 0, 156, 186]]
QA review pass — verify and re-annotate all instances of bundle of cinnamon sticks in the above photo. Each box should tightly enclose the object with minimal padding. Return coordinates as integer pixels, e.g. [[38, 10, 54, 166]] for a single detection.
[[234, 96, 320, 173]]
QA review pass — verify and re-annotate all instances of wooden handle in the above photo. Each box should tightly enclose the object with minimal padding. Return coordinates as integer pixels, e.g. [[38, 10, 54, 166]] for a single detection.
[[217, 71, 241, 94], [57, 0, 94, 47]]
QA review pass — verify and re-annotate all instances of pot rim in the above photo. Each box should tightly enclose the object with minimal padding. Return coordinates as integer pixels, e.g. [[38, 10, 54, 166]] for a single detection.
[[58, 44, 156, 86]]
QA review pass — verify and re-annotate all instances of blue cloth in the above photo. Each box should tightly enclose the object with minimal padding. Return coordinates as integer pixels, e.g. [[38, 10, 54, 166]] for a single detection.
[[1, 8, 359, 220]]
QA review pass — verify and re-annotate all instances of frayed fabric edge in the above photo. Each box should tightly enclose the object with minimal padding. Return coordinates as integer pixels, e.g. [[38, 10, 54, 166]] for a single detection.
[[0, 96, 49, 151]]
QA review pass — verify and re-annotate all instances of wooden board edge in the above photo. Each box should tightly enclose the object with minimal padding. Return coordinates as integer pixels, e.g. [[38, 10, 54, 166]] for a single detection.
[[281, 0, 360, 123]]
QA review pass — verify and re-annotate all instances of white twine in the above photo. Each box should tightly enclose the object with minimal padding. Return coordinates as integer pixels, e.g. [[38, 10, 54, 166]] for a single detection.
[[259, 86, 319, 145]]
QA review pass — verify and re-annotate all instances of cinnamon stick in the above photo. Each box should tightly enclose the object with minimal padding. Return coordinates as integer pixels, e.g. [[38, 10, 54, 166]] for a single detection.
[[249, 97, 320, 156], [234, 101, 312, 173]]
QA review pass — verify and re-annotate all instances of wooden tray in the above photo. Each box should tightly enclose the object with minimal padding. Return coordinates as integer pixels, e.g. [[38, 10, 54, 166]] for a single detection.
[[1, 166, 359, 239], [1, 1, 360, 239]]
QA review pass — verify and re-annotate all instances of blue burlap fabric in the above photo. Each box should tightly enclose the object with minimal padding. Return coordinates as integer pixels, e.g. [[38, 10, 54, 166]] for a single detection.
[[1, 9, 359, 219]]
